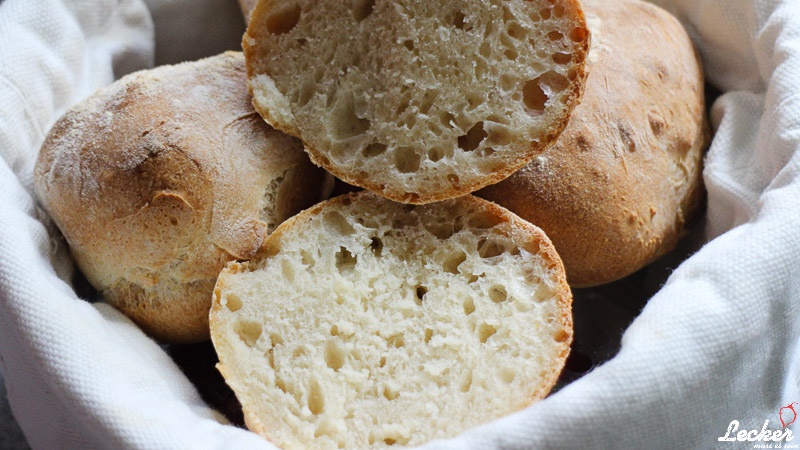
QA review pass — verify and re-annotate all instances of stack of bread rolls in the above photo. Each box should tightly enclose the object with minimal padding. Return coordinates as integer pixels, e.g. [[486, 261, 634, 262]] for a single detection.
[[33, 0, 707, 447]]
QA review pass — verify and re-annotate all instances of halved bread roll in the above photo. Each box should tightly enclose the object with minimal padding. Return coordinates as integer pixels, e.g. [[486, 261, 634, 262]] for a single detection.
[[478, 0, 708, 287], [210, 190, 572, 449], [243, 0, 590, 204], [34, 52, 326, 343]]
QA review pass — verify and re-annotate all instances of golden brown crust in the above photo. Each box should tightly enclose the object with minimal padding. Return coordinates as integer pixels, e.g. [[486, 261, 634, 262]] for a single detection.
[[34, 52, 326, 342], [478, 0, 708, 287]]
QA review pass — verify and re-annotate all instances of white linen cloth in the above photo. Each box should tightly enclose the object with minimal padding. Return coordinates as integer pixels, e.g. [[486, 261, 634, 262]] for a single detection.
[[1, 0, 798, 448]]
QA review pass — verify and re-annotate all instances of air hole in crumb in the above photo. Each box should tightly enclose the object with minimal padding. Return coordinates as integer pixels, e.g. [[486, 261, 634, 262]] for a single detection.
[[387, 334, 405, 348], [447, 174, 460, 186], [499, 74, 517, 92], [363, 142, 387, 157], [383, 386, 399, 401], [466, 94, 482, 111], [425, 220, 461, 240], [369, 237, 383, 256], [282, 259, 296, 282], [478, 323, 497, 343], [452, 10, 466, 29], [463, 298, 476, 315], [570, 26, 589, 42], [275, 377, 289, 395], [479, 42, 491, 58], [467, 213, 503, 230], [225, 293, 242, 312], [440, 112, 456, 129], [379, 356, 387, 367], [270, 333, 284, 346], [325, 211, 355, 235], [424, 328, 433, 344], [487, 117, 513, 141], [443, 250, 467, 274], [415, 285, 427, 305], [548, 30, 563, 41], [504, 49, 518, 60], [267, 348, 275, 368], [266, 3, 301, 34], [420, 90, 438, 115], [507, 22, 526, 40], [553, 52, 572, 64], [501, 5, 513, 22], [460, 371, 473, 392], [500, 367, 516, 383], [523, 71, 569, 114], [457, 122, 487, 152], [330, 92, 371, 140], [539, 8, 551, 20], [427, 146, 449, 162], [308, 378, 325, 415], [394, 147, 421, 173], [324, 339, 346, 371], [523, 79, 548, 114], [395, 101, 409, 117], [235, 320, 262, 347], [384, 438, 397, 446], [478, 238, 505, 258], [352, 0, 375, 22], [554, 328, 570, 343], [297, 78, 315, 106], [335, 246, 357, 273], [403, 40, 414, 51], [489, 285, 508, 303], [301, 250, 316, 268]]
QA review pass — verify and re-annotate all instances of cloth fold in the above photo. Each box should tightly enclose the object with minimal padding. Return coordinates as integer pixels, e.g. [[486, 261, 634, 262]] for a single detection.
[[1, 0, 798, 448]]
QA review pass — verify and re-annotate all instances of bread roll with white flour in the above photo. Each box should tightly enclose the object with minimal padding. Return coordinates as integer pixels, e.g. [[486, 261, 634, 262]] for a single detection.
[[34, 52, 326, 343], [243, 0, 590, 204], [479, 0, 708, 287], [210, 190, 573, 448]]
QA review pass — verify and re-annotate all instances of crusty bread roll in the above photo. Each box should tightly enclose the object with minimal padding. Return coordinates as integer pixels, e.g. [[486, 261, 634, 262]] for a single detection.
[[210, 190, 572, 449], [34, 51, 326, 343], [243, 0, 590, 204], [478, 0, 708, 287]]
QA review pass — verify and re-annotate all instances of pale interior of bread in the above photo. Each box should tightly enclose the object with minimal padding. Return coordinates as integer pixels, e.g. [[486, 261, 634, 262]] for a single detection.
[[211, 193, 570, 449], [247, 0, 588, 202]]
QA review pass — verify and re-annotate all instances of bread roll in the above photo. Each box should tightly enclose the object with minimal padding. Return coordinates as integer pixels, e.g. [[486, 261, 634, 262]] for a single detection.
[[34, 52, 326, 343], [243, 0, 590, 204], [478, 0, 708, 287], [210, 190, 572, 449]]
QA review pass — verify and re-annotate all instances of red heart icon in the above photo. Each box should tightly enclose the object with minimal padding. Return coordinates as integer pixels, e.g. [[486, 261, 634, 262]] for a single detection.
[[779, 402, 798, 428]]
